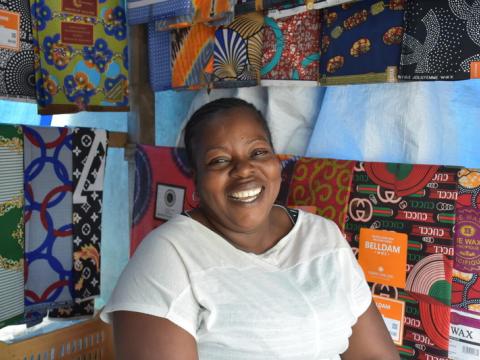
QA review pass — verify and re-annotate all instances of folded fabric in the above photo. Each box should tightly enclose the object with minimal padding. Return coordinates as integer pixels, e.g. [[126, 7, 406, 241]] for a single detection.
[[23, 126, 74, 318], [345, 162, 460, 307], [399, 0, 480, 81], [0, 0, 36, 100], [286, 157, 355, 231], [452, 269, 480, 314], [320, 0, 405, 85], [148, 22, 172, 91], [261, 10, 321, 82], [457, 168, 480, 209], [213, 12, 264, 87], [30, 0, 129, 114], [171, 23, 216, 89], [0, 125, 25, 329], [449, 309, 480, 360], [235, 0, 354, 14], [127, 0, 234, 28]]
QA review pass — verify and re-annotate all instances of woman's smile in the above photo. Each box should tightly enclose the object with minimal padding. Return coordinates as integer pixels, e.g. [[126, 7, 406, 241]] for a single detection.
[[227, 186, 264, 203]]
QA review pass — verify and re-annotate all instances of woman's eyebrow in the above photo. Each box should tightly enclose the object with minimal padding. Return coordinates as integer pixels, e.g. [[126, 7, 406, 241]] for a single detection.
[[246, 136, 269, 145]]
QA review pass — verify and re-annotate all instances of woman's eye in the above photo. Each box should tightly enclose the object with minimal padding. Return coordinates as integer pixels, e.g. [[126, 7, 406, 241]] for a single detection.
[[208, 157, 229, 166], [252, 149, 269, 157]]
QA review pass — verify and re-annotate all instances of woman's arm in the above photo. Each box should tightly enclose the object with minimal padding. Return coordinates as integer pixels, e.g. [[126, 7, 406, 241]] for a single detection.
[[113, 311, 198, 360], [341, 301, 400, 360]]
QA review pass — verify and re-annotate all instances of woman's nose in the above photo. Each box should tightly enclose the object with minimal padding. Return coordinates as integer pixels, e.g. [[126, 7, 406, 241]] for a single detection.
[[231, 159, 254, 177]]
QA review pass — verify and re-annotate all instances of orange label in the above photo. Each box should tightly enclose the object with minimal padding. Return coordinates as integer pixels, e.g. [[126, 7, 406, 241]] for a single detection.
[[358, 228, 408, 288], [471, 62, 480, 79], [373, 295, 405, 345], [0, 9, 20, 51], [291, 205, 317, 214]]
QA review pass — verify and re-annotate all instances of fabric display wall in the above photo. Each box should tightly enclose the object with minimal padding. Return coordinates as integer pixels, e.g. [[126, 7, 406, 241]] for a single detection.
[[29, 0, 129, 114], [22, 125, 107, 325], [0, 125, 25, 329], [0, 0, 36, 100], [130, 145, 480, 359]]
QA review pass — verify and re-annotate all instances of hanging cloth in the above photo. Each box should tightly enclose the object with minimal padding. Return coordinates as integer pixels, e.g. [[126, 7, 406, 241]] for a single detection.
[[213, 11, 264, 88], [30, 0, 129, 114], [0, 0, 36, 100], [0, 125, 25, 329], [261, 9, 321, 84], [399, 0, 480, 81], [319, 0, 405, 85], [23, 126, 74, 322]]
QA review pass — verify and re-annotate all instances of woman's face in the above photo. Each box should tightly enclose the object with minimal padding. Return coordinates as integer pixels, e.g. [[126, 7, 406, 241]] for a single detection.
[[193, 107, 281, 234]]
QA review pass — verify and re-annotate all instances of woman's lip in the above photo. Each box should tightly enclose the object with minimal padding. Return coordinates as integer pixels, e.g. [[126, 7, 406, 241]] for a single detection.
[[227, 186, 264, 201]]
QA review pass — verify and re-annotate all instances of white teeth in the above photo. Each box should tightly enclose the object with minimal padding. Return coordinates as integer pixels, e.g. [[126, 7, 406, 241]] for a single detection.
[[229, 187, 262, 201]]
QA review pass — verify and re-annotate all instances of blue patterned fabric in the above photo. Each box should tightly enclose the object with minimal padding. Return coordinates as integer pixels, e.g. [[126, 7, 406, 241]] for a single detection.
[[147, 22, 172, 91], [127, 0, 192, 25], [319, 0, 405, 85]]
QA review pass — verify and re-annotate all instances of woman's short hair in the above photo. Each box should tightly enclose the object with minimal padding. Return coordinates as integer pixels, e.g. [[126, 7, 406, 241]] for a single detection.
[[184, 98, 273, 168]]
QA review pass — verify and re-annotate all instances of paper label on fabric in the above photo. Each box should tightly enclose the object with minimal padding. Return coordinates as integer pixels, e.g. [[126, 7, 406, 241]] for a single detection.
[[386, 66, 398, 83], [359, 228, 408, 288], [454, 208, 480, 272], [0, 10, 20, 51], [155, 183, 185, 220], [471, 62, 480, 79], [449, 309, 480, 360], [373, 295, 405, 345], [61, 22, 94, 45], [370, 2, 385, 16], [62, 0, 98, 17]]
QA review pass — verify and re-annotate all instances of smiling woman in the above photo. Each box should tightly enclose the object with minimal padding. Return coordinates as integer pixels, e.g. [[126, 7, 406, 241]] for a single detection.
[[100, 98, 400, 360]]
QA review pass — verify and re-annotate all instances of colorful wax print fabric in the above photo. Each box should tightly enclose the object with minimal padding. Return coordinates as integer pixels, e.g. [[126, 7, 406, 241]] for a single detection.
[[345, 162, 459, 307], [148, 22, 171, 91], [286, 158, 355, 232], [235, 0, 357, 14], [319, 0, 405, 85], [449, 309, 480, 360], [454, 207, 480, 274], [0, 0, 36, 100], [127, 0, 234, 28], [171, 23, 216, 89], [457, 168, 480, 209], [399, 0, 480, 81], [452, 269, 480, 314], [48, 299, 94, 319], [0, 125, 24, 329], [213, 12, 264, 87], [30, 0, 129, 114], [372, 288, 451, 359], [131, 146, 198, 255], [23, 126, 74, 315], [261, 10, 321, 82]]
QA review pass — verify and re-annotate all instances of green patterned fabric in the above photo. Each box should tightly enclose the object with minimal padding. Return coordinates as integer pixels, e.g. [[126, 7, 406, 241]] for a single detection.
[[30, 0, 129, 114], [0, 124, 24, 328]]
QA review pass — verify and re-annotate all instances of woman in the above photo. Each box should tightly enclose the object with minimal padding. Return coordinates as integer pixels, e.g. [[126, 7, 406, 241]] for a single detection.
[[101, 98, 399, 359]]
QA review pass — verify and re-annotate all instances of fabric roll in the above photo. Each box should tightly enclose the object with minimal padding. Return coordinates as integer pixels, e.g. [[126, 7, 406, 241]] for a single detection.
[[127, 0, 234, 28], [319, 0, 405, 85], [235, 0, 356, 14], [171, 23, 216, 89], [30, 0, 129, 114], [0, 125, 25, 329], [286, 158, 355, 232], [345, 162, 459, 307], [399, 0, 480, 81], [213, 12, 264, 87], [23, 126, 74, 319], [0, 0, 36, 100], [261, 10, 321, 83]]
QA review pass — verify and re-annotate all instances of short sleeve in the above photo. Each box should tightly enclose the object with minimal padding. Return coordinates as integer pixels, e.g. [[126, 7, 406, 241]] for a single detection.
[[338, 246, 372, 319], [100, 229, 200, 338]]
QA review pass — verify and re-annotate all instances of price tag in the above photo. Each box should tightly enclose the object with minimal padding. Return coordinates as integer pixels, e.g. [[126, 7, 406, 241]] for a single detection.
[[0, 9, 20, 51]]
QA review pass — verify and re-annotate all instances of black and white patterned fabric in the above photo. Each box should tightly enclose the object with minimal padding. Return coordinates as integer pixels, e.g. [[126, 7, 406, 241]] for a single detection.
[[399, 0, 480, 81], [0, 0, 36, 99]]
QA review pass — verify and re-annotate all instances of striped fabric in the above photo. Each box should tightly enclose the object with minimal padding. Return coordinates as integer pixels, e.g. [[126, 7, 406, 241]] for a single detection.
[[0, 125, 25, 329]]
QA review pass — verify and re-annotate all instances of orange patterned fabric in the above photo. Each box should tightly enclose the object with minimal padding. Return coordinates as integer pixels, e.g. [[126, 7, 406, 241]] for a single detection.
[[286, 158, 355, 232]]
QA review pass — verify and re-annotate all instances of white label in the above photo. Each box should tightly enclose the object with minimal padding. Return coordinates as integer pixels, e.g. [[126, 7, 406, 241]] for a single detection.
[[383, 317, 401, 343], [449, 310, 480, 360], [0, 26, 18, 49], [155, 184, 185, 220]]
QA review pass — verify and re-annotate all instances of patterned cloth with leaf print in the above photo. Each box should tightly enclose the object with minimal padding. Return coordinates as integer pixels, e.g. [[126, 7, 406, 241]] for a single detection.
[[0, 125, 24, 329], [30, 0, 129, 114], [213, 12, 264, 88]]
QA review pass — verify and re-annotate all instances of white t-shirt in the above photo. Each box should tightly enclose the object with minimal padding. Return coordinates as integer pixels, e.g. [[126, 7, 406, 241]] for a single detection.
[[101, 210, 372, 359]]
